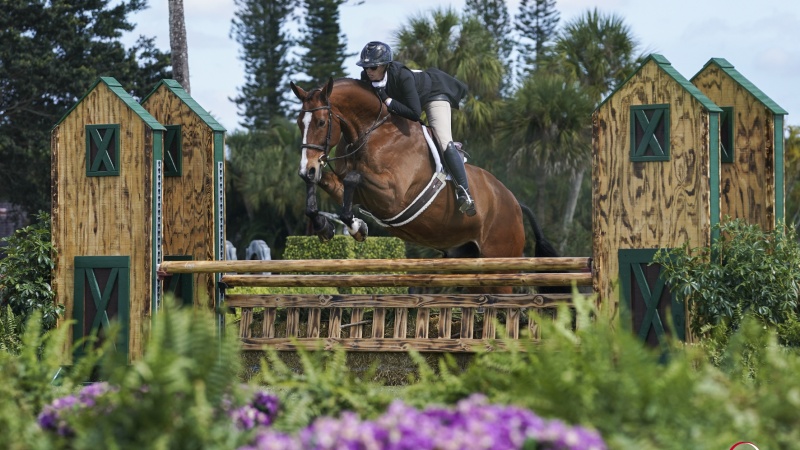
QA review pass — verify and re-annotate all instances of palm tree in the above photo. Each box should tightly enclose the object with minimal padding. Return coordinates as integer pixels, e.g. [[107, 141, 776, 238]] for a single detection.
[[524, 8, 640, 252], [226, 119, 308, 255], [551, 8, 641, 104], [500, 72, 594, 252], [168, 0, 190, 92]]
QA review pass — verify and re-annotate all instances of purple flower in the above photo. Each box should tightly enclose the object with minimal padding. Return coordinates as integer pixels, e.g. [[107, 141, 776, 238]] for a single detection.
[[238, 393, 607, 450], [37, 382, 117, 436], [230, 390, 281, 430]]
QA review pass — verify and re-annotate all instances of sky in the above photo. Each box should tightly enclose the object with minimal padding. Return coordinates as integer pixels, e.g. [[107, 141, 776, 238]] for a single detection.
[[123, 0, 800, 133]]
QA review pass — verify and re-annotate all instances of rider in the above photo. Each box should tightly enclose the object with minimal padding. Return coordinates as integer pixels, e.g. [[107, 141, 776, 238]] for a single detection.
[[356, 41, 475, 216]]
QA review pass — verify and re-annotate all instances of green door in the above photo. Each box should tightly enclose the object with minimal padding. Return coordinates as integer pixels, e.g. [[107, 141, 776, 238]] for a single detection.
[[619, 249, 685, 346], [73, 256, 130, 358]]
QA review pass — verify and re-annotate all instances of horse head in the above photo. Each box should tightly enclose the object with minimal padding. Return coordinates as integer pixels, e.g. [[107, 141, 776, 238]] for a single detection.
[[291, 78, 386, 183], [290, 78, 343, 183]]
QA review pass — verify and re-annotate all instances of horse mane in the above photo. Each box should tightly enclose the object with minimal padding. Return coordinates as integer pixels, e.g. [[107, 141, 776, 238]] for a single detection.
[[328, 78, 382, 109]]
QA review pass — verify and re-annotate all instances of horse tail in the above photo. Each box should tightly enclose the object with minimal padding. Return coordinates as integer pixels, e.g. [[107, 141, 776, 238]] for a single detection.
[[517, 201, 560, 258], [518, 200, 572, 294]]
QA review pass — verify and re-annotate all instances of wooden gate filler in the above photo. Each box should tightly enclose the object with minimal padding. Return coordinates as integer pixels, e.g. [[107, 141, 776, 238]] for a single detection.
[[158, 257, 592, 352]]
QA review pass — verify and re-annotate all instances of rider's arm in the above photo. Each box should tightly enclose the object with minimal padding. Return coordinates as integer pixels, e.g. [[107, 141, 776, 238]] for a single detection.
[[385, 68, 422, 122]]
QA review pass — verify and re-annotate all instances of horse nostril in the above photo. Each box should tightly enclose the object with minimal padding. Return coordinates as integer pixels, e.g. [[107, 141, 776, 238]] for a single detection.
[[308, 167, 316, 179]]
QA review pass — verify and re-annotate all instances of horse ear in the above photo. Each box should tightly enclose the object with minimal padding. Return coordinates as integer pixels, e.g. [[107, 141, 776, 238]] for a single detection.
[[290, 81, 306, 101], [322, 77, 334, 101]]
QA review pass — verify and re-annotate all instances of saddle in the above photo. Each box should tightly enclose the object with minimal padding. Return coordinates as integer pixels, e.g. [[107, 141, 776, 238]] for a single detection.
[[358, 123, 462, 227]]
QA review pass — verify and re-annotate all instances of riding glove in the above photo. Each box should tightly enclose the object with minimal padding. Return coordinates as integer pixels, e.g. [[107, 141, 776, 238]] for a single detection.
[[375, 87, 389, 102]]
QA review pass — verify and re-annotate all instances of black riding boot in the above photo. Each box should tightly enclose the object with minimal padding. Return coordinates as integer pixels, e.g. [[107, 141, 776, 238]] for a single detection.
[[443, 141, 476, 216]]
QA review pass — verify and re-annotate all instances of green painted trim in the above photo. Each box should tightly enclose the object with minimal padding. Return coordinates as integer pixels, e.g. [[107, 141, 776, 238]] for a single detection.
[[72, 256, 131, 359], [596, 54, 722, 114], [164, 125, 183, 177], [709, 112, 721, 243], [85, 124, 121, 177], [630, 104, 670, 161], [693, 58, 788, 115], [618, 248, 686, 343], [53, 77, 166, 132], [213, 131, 225, 164], [74, 256, 131, 268], [142, 79, 226, 132], [775, 115, 785, 225], [720, 107, 734, 164]]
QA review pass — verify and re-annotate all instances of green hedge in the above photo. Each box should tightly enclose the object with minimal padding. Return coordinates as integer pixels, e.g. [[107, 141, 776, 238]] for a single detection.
[[284, 236, 406, 295], [283, 235, 405, 260], [231, 236, 406, 295]]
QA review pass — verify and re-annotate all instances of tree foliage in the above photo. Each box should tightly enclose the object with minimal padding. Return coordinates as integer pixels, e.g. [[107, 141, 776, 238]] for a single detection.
[[464, 0, 513, 63], [0, 212, 61, 332], [0, 0, 171, 215], [514, 0, 560, 75], [551, 8, 640, 103], [654, 219, 800, 339], [231, 0, 294, 129], [296, 0, 350, 90], [225, 118, 310, 258]]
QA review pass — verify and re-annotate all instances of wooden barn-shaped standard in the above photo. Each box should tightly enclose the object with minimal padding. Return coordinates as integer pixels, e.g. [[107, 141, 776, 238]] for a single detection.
[[691, 58, 788, 229], [52, 77, 165, 361], [141, 80, 226, 311], [592, 54, 722, 345]]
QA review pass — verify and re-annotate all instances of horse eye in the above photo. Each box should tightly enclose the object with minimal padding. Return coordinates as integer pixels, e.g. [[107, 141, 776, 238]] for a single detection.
[[317, 119, 325, 127]]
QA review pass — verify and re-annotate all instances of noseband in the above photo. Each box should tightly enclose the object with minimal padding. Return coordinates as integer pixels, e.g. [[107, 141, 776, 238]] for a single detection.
[[300, 91, 390, 163]]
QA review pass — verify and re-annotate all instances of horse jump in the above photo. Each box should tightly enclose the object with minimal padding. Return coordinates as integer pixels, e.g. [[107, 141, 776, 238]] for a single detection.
[[159, 257, 592, 352]]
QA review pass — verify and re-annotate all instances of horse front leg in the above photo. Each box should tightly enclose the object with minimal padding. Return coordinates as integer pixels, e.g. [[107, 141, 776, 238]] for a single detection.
[[339, 171, 368, 242], [304, 179, 335, 242]]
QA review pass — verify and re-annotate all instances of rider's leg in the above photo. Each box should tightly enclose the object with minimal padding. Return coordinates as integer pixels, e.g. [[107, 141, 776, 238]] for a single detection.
[[442, 142, 476, 216], [426, 100, 476, 216]]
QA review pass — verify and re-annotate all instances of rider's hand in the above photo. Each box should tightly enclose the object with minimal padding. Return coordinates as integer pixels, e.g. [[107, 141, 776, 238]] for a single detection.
[[375, 87, 389, 102]]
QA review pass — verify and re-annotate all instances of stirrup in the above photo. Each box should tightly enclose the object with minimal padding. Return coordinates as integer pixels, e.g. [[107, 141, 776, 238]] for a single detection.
[[455, 187, 476, 217]]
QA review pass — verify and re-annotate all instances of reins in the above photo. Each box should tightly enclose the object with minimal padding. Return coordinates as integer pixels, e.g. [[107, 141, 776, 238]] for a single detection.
[[300, 88, 390, 164]]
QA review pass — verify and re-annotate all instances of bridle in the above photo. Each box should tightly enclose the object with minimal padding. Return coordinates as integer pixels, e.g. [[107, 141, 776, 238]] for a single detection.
[[299, 89, 390, 164]]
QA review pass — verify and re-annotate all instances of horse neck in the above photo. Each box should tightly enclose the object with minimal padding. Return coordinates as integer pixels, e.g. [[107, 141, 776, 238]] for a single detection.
[[331, 87, 384, 144]]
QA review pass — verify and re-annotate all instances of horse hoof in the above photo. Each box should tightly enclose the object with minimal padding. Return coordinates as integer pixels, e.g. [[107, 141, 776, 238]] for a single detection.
[[317, 221, 335, 242], [353, 221, 369, 242]]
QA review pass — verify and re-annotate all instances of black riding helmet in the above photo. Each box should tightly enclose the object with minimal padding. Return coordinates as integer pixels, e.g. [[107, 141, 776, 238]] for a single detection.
[[356, 41, 392, 67]]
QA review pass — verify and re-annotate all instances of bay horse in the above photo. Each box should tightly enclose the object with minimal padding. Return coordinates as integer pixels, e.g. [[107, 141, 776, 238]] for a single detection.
[[289, 78, 559, 289]]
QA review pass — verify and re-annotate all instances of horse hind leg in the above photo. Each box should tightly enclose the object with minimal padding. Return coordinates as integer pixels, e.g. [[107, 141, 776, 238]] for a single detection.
[[304, 179, 335, 242], [339, 171, 369, 242]]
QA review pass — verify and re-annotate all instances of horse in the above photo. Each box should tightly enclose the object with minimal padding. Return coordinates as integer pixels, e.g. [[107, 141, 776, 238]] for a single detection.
[[289, 77, 559, 293]]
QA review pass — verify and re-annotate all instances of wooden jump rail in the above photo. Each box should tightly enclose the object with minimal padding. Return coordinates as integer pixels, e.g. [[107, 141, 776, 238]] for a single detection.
[[158, 257, 592, 352]]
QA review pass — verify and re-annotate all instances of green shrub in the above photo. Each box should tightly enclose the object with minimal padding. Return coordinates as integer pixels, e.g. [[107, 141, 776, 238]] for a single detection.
[[399, 295, 800, 450], [256, 345, 395, 432], [283, 235, 406, 295], [0, 311, 103, 450], [0, 306, 25, 354], [47, 299, 248, 450], [283, 235, 405, 261], [654, 219, 800, 340], [0, 212, 62, 332]]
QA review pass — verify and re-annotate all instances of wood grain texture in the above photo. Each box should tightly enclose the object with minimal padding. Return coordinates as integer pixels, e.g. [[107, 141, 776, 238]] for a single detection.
[[692, 64, 776, 230], [220, 272, 591, 288], [593, 59, 713, 319], [52, 82, 154, 361], [240, 337, 534, 352], [160, 257, 592, 274], [142, 84, 218, 308], [224, 293, 573, 308]]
